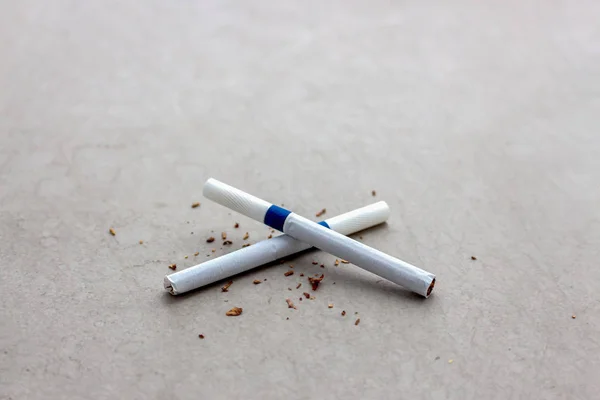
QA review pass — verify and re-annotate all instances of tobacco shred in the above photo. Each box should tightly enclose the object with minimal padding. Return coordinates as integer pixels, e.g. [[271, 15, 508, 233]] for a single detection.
[[226, 307, 242, 316], [286, 299, 297, 309], [221, 281, 233, 292], [308, 274, 324, 291]]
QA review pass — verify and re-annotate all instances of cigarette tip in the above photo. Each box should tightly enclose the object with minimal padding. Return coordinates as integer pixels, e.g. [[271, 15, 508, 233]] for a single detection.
[[426, 278, 436, 297], [163, 277, 177, 295]]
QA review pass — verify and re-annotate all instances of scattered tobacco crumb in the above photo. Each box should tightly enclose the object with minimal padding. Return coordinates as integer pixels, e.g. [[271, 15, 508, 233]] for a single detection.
[[341, 259, 349, 264], [296, 283, 302, 289], [471, 256, 477, 260], [341, 310, 346, 316], [355, 318, 361, 326], [312, 261, 318, 265], [223, 240, 233, 245], [243, 232, 249, 240], [371, 190, 376, 196], [184, 255, 188, 259], [206, 237, 215, 243], [308, 274, 324, 291], [448, 359, 454, 364], [303, 292, 310, 299], [270, 229, 275, 233], [242, 243, 251, 248], [221, 281, 233, 292], [286, 298, 297, 309], [226, 307, 243, 316], [310, 296, 315, 300], [289, 265, 294, 268], [109, 228, 116, 236], [191, 202, 200, 208], [253, 279, 262, 285], [139, 240, 143, 244], [334, 259, 340, 266], [314, 273, 320, 276], [300, 273, 304, 277], [194, 252, 199, 256], [284, 270, 294, 277], [315, 208, 326, 217], [572, 315, 577, 319], [168, 264, 176, 270], [221, 232, 227, 240], [267, 234, 273, 239], [198, 334, 205, 339], [264, 278, 267, 281], [359, 236, 363, 239], [234, 222, 239, 228], [328, 304, 333, 309], [286, 317, 289, 320], [212, 249, 216, 252], [320, 264, 325, 268], [288, 287, 292, 291]]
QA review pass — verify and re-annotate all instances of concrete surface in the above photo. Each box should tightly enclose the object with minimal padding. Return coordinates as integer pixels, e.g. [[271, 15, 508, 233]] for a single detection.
[[1, 1, 600, 399]]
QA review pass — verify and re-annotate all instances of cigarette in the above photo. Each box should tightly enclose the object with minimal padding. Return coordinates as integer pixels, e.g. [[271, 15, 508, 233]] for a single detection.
[[202, 178, 436, 297], [164, 201, 391, 295]]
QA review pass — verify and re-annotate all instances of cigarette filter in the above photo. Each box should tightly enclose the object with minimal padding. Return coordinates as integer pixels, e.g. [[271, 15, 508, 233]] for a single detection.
[[203, 178, 436, 297], [164, 201, 391, 295]]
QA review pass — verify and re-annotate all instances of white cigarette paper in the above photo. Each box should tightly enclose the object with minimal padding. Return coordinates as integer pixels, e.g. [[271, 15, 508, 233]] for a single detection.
[[164, 201, 391, 295], [203, 178, 436, 297]]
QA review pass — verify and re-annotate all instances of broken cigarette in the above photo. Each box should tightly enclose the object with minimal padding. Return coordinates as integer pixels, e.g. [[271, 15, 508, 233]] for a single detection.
[[202, 178, 436, 297], [164, 201, 391, 295]]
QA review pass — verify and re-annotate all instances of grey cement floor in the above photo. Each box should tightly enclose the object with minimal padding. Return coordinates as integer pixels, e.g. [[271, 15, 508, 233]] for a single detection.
[[1, 1, 600, 399]]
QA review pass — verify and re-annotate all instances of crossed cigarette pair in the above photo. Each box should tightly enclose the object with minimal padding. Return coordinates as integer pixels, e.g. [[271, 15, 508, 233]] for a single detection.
[[164, 178, 436, 298]]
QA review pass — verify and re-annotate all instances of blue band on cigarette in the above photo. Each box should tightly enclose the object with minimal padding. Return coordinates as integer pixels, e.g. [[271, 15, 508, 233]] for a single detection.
[[264, 205, 292, 231], [264, 205, 331, 232]]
